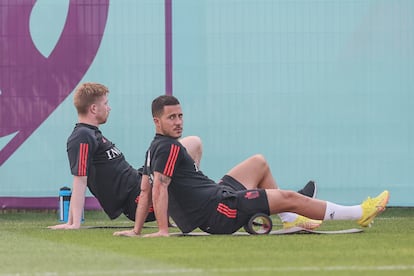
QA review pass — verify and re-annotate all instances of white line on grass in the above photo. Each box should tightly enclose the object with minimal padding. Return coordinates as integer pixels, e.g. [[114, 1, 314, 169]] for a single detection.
[[211, 265, 414, 273], [2, 265, 414, 275]]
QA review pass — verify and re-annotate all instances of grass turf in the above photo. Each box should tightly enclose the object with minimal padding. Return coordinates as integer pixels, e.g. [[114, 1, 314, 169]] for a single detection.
[[0, 208, 413, 275]]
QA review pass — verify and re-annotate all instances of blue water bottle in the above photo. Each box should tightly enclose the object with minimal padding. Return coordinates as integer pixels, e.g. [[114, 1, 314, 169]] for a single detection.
[[59, 186, 71, 222]]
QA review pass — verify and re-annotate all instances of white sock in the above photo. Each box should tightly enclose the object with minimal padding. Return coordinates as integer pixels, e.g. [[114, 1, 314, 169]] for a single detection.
[[278, 212, 298, 223], [324, 201, 362, 221]]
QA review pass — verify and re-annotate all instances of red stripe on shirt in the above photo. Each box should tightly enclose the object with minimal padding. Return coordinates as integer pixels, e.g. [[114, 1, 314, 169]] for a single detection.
[[217, 203, 237, 218], [163, 144, 180, 177], [78, 143, 89, 176]]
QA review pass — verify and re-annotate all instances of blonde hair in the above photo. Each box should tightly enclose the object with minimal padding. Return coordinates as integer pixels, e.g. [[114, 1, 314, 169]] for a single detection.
[[73, 82, 109, 115]]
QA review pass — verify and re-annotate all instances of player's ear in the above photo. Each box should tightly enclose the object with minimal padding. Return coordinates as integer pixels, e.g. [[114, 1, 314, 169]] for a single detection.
[[153, 116, 160, 126], [89, 103, 97, 114]]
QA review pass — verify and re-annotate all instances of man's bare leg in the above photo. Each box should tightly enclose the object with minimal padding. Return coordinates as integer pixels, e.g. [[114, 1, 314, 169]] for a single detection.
[[265, 189, 327, 219], [264, 188, 389, 228], [226, 154, 322, 229], [226, 154, 278, 189]]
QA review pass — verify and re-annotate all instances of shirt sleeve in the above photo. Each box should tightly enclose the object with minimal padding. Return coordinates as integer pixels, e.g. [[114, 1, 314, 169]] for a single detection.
[[153, 142, 181, 178], [67, 128, 96, 176], [142, 150, 149, 176]]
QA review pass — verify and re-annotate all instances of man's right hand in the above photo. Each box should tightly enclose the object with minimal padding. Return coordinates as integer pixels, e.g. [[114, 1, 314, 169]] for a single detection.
[[113, 229, 140, 237], [47, 223, 81, 230]]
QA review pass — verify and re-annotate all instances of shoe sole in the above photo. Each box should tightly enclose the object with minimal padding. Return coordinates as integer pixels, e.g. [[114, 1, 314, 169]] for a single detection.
[[283, 220, 322, 230], [297, 222, 321, 230], [284, 224, 321, 231]]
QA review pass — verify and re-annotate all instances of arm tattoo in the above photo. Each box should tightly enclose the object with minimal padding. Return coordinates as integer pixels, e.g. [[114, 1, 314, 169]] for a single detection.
[[158, 174, 170, 186]]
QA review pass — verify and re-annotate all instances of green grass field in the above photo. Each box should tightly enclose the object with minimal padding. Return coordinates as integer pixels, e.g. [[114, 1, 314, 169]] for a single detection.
[[1, 207, 413, 275]]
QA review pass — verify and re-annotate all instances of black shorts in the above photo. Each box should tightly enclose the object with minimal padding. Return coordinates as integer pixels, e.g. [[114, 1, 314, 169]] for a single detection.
[[122, 169, 155, 222], [122, 190, 156, 222], [199, 175, 270, 234]]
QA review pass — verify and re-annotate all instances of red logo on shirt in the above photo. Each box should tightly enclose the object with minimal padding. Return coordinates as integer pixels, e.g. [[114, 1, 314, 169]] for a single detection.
[[244, 191, 260, 199]]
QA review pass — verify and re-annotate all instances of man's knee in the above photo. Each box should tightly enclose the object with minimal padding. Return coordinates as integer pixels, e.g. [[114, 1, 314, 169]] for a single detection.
[[180, 136, 203, 166], [180, 136, 202, 148], [188, 136, 202, 148], [250, 154, 269, 169]]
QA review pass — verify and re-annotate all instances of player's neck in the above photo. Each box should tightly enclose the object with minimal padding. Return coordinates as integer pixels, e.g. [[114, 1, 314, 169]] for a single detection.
[[78, 115, 100, 127]]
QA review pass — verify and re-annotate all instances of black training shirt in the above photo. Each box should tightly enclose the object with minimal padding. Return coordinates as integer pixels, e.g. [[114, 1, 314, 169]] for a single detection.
[[143, 134, 222, 233], [67, 123, 140, 219]]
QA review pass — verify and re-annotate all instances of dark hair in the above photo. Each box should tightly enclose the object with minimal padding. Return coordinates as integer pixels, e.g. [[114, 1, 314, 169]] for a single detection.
[[151, 95, 180, 117]]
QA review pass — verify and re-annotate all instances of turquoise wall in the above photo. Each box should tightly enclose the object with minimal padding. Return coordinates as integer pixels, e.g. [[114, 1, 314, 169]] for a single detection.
[[0, 0, 413, 206]]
